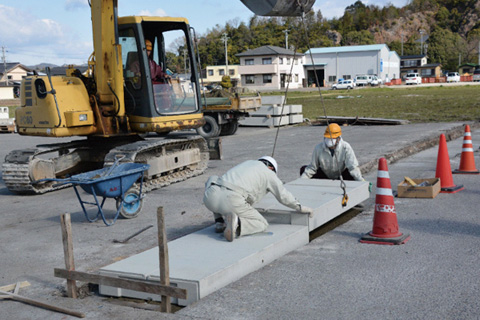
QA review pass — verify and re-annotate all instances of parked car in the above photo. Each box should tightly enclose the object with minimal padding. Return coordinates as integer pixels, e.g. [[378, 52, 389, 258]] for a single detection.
[[354, 75, 372, 86], [446, 72, 460, 83], [332, 79, 355, 90], [405, 73, 422, 85], [371, 76, 383, 86], [473, 69, 480, 82]]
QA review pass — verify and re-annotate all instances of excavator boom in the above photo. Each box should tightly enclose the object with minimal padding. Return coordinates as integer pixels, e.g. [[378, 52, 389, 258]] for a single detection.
[[4, 0, 316, 195]]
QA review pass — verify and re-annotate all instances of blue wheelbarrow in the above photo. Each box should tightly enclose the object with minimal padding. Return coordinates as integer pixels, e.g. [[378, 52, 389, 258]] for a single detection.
[[38, 161, 150, 226]]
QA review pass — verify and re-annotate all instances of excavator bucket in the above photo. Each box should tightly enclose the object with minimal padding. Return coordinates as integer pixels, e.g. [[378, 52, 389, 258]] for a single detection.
[[240, 0, 315, 16]]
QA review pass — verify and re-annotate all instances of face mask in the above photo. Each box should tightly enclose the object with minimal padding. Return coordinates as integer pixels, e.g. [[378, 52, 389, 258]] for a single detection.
[[324, 137, 338, 148]]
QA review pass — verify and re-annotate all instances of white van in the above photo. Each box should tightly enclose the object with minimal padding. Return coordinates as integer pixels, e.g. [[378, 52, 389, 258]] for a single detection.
[[446, 72, 460, 83], [355, 75, 373, 86]]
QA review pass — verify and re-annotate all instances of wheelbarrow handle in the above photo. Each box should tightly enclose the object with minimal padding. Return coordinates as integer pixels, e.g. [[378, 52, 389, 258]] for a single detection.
[[32, 177, 74, 184], [32, 177, 80, 188], [102, 155, 126, 177]]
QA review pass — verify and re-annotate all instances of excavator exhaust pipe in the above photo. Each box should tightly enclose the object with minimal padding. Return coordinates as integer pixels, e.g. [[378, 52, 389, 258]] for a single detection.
[[240, 0, 315, 16]]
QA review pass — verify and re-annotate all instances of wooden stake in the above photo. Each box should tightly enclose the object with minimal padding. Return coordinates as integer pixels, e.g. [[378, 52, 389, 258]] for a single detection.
[[157, 207, 171, 313], [0, 289, 85, 318], [60, 213, 77, 298]]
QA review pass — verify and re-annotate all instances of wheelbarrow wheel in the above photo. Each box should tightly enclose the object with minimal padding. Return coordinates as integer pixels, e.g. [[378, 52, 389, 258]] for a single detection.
[[116, 187, 143, 219]]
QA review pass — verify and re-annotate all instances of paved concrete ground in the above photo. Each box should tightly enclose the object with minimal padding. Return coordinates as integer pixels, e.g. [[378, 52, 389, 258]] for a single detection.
[[1, 121, 479, 319]]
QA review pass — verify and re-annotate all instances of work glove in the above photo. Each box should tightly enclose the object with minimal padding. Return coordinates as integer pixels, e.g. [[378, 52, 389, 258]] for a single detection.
[[362, 179, 373, 193], [299, 205, 314, 218]]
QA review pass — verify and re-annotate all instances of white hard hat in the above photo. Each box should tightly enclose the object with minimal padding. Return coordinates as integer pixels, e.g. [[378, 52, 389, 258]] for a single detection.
[[258, 156, 278, 173]]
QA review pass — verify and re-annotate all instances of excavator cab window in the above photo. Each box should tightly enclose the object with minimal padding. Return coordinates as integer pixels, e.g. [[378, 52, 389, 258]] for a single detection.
[[121, 29, 143, 91], [120, 21, 200, 117]]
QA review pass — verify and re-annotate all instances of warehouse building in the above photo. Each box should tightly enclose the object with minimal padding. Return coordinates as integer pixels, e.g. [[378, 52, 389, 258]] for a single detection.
[[304, 44, 400, 87]]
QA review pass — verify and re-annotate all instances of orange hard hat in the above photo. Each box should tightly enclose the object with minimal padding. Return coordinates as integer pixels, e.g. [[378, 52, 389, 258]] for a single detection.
[[324, 123, 342, 138], [145, 39, 153, 51]]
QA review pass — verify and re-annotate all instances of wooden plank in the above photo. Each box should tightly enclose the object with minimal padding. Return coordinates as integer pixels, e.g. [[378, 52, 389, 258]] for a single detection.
[[13, 282, 20, 295], [0, 281, 30, 292], [60, 213, 77, 298], [314, 116, 409, 126], [54, 269, 186, 300], [157, 207, 171, 313], [0, 289, 85, 318]]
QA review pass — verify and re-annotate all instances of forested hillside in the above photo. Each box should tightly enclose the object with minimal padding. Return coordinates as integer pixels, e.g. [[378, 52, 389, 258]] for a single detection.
[[170, 0, 480, 73]]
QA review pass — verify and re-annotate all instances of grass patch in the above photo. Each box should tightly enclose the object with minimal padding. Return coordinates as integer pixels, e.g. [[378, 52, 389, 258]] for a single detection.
[[265, 86, 480, 122]]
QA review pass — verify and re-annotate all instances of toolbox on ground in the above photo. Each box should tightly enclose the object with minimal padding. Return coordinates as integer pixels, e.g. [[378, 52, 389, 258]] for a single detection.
[[397, 178, 441, 199]]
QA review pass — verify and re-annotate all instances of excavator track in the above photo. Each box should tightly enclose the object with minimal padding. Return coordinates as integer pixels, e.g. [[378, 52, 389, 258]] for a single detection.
[[2, 135, 209, 195], [2, 161, 65, 194], [104, 135, 209, 193], [2, 140, 108, 195]]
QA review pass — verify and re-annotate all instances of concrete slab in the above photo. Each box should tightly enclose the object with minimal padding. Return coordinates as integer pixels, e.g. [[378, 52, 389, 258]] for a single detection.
[[257, 178, 370, 231], [99, 179, 369, 306], [289, 113, 303, 124], [239, 115, 289, 127], [100, 224, 308, 306], [260, 95, 285, 105]]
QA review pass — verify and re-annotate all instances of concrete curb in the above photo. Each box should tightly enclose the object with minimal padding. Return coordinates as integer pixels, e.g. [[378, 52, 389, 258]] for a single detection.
[[359, 121, 480, 175]]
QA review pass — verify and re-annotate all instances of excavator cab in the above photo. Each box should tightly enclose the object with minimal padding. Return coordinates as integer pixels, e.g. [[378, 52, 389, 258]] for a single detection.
[[119, 17, 204, 134]]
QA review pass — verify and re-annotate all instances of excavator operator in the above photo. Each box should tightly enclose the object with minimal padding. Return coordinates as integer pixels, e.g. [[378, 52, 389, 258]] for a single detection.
[[145, 39, 171, 84]]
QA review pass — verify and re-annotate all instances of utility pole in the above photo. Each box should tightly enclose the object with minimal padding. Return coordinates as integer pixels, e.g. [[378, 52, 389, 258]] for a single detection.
[[183, 49, 187, 74], [221, 33, 229, 76], [2, 46, 8, 85], [401, 33, 404, 56], [283, 29, 290, 49], [419, 30, 424, 55]]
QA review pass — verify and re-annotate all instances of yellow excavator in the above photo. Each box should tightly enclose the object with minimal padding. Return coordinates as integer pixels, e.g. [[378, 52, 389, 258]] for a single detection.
[[2, 0, 314, 194]]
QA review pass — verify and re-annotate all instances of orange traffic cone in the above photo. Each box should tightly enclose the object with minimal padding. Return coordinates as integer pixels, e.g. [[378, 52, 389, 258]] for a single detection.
[[453, 125, 479, 174], [360, 158, 410, 245], [435, 134, 464, 193]]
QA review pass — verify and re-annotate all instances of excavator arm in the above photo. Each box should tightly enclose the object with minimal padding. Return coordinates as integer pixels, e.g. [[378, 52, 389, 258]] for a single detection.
[[89, 0, 316, 124]]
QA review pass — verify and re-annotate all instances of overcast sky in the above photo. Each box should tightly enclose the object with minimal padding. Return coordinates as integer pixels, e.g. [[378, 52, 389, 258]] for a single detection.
[[0, 0, 408, 66]]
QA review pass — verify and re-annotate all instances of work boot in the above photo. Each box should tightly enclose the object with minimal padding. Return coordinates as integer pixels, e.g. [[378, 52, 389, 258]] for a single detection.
[[215, 222, 226, 233], [224, 213, 238, 242]]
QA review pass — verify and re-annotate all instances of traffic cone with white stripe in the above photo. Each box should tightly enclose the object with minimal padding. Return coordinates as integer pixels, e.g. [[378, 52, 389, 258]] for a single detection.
[[360, 158, 410, 245], [453, 125, 479, 174], [436, 134, 464, 193]]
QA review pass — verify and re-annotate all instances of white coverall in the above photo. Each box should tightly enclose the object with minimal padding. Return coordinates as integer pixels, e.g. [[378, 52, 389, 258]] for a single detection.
[[301, 138, 363, 181], [203, 160, 301, 236]]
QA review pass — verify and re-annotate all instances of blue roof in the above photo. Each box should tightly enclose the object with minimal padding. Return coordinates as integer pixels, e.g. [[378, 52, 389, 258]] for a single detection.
[[305, 44, 387, 55]]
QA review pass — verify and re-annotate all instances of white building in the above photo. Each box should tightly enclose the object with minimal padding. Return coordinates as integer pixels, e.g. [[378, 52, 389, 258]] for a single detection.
[[304, 44, 400, 86], [204, 65, 240, 87], [236, 46, 305, 91]]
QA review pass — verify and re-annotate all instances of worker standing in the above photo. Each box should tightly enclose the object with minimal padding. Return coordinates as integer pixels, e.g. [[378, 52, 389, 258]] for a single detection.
[[300, 123, 363, 181], [204, 156, 314, 242]]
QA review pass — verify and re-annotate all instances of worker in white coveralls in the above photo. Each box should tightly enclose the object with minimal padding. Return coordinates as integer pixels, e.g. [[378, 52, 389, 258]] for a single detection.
[[300, 123, 364, 181], [204, 156, 314, 242]]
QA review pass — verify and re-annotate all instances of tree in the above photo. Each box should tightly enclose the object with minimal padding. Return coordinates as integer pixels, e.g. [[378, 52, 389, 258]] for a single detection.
[[220, 75, 232, 89], [342, 30, 375, 45], [427, 26, 465, 71]]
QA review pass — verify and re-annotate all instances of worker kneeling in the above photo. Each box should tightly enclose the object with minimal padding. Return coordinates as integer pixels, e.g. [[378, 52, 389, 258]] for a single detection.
[[300, 123, 363, 181], [204, 156, 313, 242]]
